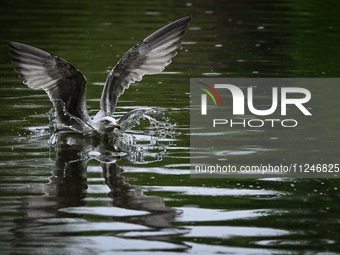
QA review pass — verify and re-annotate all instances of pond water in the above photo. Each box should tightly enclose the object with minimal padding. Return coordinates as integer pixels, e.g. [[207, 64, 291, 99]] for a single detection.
[[1, 0, 340, 254]]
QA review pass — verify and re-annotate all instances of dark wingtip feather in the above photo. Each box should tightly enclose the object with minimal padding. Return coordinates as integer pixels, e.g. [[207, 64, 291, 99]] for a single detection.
[[9, 41, 50, 60], [9, 41, 26, 54], [9, 42, 19, 57], [144, 16, 192, 49]]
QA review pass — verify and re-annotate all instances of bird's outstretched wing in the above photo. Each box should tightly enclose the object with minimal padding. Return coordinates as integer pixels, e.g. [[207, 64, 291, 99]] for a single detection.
[[9, 42, 90, 128], [100, 15, 192, 116]]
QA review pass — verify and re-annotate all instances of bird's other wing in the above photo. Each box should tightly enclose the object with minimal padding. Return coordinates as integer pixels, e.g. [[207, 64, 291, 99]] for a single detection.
[[100, 15, 192, 116], [9, 42, 91, 128]]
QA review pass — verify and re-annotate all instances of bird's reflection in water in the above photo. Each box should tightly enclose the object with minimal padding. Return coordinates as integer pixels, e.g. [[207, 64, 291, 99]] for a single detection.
[[102, 162, 177, 229], [15, 131, 190, 252]]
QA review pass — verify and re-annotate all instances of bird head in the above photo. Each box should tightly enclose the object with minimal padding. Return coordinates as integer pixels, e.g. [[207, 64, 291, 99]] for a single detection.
[[96, 116, 120, 133]]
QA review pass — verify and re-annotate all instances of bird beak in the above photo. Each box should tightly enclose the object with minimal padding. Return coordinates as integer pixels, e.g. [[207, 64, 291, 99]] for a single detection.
[[113, 124, 120, 129]]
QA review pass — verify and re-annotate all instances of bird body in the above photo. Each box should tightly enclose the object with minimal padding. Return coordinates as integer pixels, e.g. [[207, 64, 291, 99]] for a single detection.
[[9, 16, 191, 134]]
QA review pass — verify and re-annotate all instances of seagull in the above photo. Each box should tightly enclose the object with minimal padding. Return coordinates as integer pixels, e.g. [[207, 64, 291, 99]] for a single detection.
[[9, 16, 191, 134]]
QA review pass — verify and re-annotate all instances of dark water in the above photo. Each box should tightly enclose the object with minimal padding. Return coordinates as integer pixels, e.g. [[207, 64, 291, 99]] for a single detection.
[[1, 0, 340, 254]]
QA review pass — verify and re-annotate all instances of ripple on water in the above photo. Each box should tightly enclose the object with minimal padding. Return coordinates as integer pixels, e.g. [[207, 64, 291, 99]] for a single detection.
[[149, 185, 287, 197], [59, 206, 150, 217], [175, 207, 285, 222]]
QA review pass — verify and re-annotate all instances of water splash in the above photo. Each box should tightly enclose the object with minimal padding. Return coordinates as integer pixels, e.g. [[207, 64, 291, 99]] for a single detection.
[[44, 107, 176, 164], [118, 108, 166, 131], [113, 108, 175, 163]]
